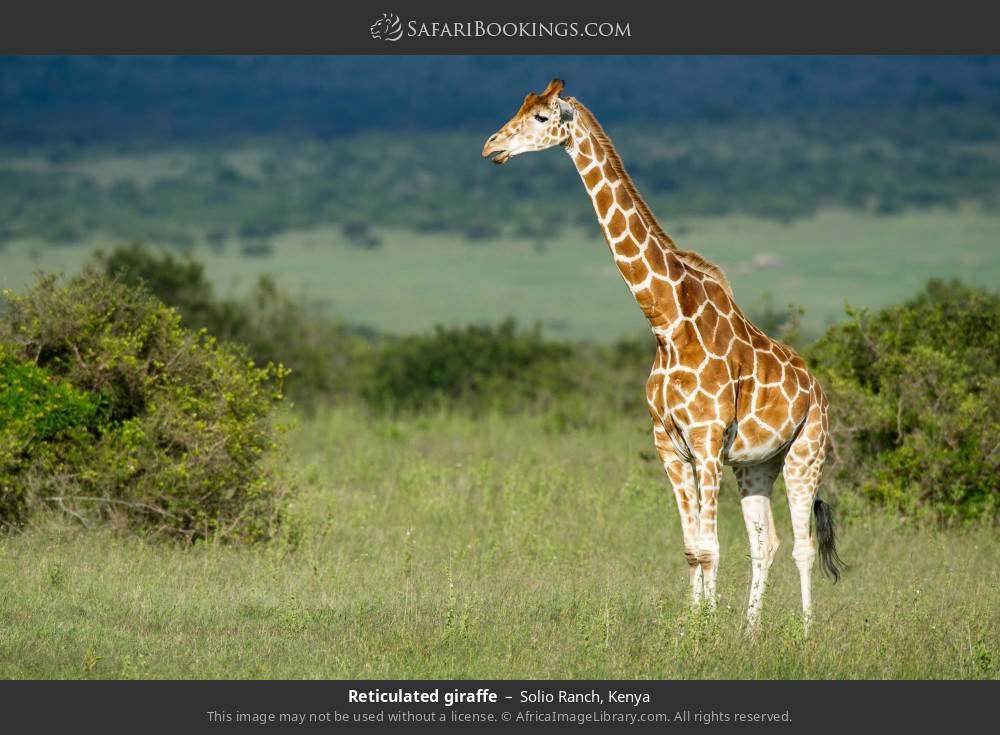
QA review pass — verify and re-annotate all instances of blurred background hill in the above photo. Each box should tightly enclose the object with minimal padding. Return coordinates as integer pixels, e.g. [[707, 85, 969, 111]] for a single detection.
[[3, 56, 1000, 142], [1, 55, 999, 338]]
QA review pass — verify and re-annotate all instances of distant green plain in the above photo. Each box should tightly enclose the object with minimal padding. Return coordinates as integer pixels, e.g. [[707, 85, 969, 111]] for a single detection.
[[3, 207, 998, 340]]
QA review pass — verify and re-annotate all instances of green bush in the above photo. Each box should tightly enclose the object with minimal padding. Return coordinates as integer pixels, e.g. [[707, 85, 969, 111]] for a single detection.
[[96, 244, 371, 406], [0, 270, 290, 541], [807, 279, 1000, 524], [360, 318, 655, 428], [0, 346, 105, 521], [363, 319, 575, 413]]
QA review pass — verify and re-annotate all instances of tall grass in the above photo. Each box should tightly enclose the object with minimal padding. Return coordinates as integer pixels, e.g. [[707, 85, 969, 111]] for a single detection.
[[0, 408, 996, 679]]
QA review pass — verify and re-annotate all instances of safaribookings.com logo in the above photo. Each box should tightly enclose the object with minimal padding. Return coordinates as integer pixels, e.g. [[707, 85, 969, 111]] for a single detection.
[[370, 13, 404, 41], [370, 13, 631, 42]]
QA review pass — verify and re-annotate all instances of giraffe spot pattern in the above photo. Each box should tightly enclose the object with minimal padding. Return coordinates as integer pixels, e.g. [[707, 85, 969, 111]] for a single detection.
[[556, 108, 831, 612]]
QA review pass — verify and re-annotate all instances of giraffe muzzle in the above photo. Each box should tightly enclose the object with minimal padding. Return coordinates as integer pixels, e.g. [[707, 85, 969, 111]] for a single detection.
[[486, 149, 511, 165], [482, 135, 512, 164]]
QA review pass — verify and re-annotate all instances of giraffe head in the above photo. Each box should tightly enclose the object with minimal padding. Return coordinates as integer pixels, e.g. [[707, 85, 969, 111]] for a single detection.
[[481, 78, 576, 165]]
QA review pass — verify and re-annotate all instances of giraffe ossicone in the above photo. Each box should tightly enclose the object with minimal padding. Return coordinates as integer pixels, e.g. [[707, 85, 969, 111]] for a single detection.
[[482, 78, 846, 633]]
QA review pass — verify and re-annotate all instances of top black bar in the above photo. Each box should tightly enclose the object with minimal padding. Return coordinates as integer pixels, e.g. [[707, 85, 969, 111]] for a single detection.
[[3, 0, 1000, 54]]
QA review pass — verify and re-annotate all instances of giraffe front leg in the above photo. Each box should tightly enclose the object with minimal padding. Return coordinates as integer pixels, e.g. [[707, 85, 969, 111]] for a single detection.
[[653, 425, 703, 606], [688, 425, 726, 610], [695, 464, 721, 609]]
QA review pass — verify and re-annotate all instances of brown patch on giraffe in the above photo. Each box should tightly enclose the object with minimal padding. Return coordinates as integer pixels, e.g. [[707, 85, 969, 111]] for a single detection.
[[739, 419, 772, 447], [730, 434, 746, 454], [574, 153, 592, 169], [628, 259, 649, 285], [614, 234, 640, 258], [788, 353, 808, 373], [750, 330, 771, 351], [793, 367, 811, 394], [700, 357, 729, 392], [695, 306, 720, 344], [731, 317, 752, 344], [664, 383, 685, 409], [753, 387, 786, 426], [713, 316, 735, 353], [675, 276, 707, 317], [805, 418, 822, 441], [615, 184, 634, 210], [582, 166, 602, 190], [672, 405, 693, 426], [670, 369, 699, 397], [607, 209, 627, 238], [754, 353, 783, 385], [675, 322, 706, 369], [735, 377, 754, 417], [628, 213, 647, 243], [648, 276, 674, 307], [594, 185, 614, 219], [634, 287, 655, 315], [789, 388, 809, 424], [704, 279, 731, 309], [645, 244, 669, 275], [688, 392, 719, 423], [730, 354, 754, 390], [772, 342, 792, 361], [645, 373, 666, 415], [589, 134, 605, 162], [666, 253, 686, 281], [578, 136, 593, 157]]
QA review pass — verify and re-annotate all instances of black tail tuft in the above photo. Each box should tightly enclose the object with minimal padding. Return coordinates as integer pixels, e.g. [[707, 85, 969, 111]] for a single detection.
[[814, 498, 847, 583]]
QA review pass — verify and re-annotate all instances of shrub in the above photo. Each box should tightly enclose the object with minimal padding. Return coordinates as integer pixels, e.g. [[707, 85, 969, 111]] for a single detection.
[[0, 270, 289, 541], [95, 243, 221, 328], [0, 346, 104, 522], [96, 244, 371, 405], [363, 319, 576, 413], [807, 279, 1000, 524]]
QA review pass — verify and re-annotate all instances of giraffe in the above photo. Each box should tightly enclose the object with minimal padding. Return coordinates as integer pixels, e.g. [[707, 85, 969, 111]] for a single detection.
[[482, 79, 845, 632]]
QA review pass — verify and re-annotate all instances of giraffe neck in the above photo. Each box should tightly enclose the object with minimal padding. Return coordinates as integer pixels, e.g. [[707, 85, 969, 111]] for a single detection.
[[563, 100, 685, 329]]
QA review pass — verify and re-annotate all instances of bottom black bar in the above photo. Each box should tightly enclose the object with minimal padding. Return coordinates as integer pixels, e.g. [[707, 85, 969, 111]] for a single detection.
[[1, 680, 993, 732]]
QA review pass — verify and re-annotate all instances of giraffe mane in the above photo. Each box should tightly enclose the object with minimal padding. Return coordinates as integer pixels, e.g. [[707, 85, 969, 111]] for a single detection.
[[567, 98, 735, 299]]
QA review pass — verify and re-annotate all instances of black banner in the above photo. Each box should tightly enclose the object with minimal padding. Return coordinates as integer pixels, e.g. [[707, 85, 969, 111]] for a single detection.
[[2, 0, 1000, 53], [0, 680, 995, 732]]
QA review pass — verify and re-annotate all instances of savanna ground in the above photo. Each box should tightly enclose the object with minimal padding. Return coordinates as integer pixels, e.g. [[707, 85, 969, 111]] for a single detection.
[[1, 409, 997, 679]]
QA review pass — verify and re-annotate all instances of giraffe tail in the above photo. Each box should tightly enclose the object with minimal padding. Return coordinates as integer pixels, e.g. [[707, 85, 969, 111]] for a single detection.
[[813, 498, 847, 583]]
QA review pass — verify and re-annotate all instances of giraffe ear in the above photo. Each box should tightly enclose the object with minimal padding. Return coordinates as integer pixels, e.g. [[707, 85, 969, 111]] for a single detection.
[[557, 98, 575, 122], [540, 78, 565, 99]]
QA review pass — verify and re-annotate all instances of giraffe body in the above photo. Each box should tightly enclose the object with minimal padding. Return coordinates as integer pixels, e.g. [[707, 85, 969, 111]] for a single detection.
[[483, 79, 843, 632]]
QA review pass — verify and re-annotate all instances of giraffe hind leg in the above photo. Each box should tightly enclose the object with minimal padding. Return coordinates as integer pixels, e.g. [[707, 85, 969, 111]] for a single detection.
[[734, 455, 784, 633], [782, 401, 830, 634]]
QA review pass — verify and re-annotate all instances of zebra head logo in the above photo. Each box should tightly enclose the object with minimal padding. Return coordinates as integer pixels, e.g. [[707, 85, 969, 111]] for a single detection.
[[370, 13, 403, 42]]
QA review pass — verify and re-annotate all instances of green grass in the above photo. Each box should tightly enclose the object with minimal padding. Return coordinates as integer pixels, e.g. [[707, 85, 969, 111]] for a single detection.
[[2, 207, 999, 340], [1, 408, 996, 679]]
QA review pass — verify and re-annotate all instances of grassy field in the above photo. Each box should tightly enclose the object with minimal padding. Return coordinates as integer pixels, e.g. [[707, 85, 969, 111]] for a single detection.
[[3, 207, 999, 340], [0, 408, 996, 679]]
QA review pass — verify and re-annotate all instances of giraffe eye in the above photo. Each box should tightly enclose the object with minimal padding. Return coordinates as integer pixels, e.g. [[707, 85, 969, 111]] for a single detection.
[[534, 114, 549, 123]]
